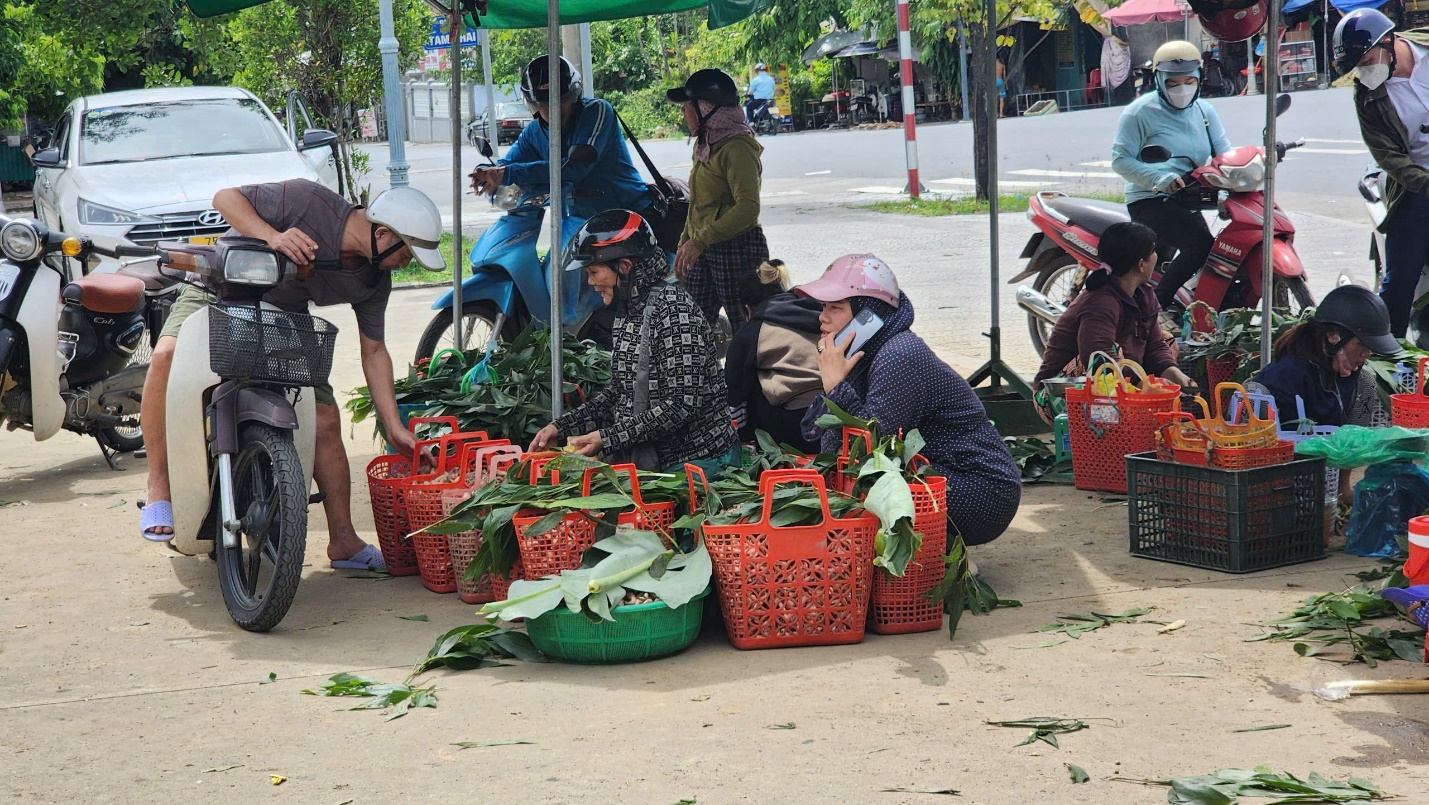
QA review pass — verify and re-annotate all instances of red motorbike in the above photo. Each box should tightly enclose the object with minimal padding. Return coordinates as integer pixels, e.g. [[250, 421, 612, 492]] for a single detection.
[[1011, 95, 1314, 355]]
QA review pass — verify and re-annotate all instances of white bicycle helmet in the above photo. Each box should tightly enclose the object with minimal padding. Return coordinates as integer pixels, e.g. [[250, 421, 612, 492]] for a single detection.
[[365, 187, 445, 271]]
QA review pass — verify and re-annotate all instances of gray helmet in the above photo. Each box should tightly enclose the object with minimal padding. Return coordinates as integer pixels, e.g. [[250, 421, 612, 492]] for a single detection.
[[1314, 284, 1399, 355]]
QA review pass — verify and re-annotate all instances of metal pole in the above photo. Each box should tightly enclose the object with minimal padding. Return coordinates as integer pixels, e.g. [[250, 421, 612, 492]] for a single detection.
[[547, 1, 565, 418], [580, 23, 594, 98], [897, 0, 921, 197], [378, 0, 409, 186], [1246, 38, 1259, 95], [481, 28, 498, 148], [986, 0, 1000, 354], [1261, 6, 1280, 368], [958, 20, 971, 123], [451, 9, 465, 349]]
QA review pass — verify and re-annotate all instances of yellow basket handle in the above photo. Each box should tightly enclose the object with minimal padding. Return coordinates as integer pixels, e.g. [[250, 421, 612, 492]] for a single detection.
[[1116, 359, 1151, 392], [1088, 361, 1123, 397]]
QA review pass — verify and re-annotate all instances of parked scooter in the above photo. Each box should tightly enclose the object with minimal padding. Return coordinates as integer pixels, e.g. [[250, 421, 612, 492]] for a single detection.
[[1358, 164, 1429, 346], [415, 137, 610, 362], [1011, 94, 1314, 355], [0, 213, 178, 465], [123, 237, 331, 632]]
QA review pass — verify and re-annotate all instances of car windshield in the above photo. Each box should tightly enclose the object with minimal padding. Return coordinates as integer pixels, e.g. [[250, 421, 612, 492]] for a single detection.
[[79, 98, 290, 165], [499, 103, 528, 120]]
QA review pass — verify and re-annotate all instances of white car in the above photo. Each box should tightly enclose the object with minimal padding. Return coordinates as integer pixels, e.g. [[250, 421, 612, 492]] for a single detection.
[[30, 86, 340, 269]]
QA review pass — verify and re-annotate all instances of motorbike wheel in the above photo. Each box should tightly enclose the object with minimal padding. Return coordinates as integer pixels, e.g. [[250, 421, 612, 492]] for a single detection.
[[98, 424, 144, 453], [1028, 252, 1084, 357], [215, 422, 307, 633], [414, 300, 516, 364], [1271, 275, 1315, 318]]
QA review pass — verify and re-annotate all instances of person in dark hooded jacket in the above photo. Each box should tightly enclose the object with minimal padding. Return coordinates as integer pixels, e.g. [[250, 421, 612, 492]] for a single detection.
[[725, 259, 823, 452], [798, 254, 1022, 547], [529, 209, 740, 474]]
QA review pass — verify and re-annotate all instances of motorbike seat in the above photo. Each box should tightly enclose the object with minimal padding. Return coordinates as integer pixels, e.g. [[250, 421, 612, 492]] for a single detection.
[[116, 261, 183, 294], [69, 273, 144, 314], [1045, 196, 1131, 237]]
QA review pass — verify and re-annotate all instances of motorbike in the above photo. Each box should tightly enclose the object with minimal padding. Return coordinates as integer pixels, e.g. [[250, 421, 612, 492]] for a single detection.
[[415, 137, 611, 362], [1011, 94, 1314, 355], [1358, 164, 1429, 347], [744, 94, 779, 136], [0, 213, 180, 466], [120, 237, 329, 632]]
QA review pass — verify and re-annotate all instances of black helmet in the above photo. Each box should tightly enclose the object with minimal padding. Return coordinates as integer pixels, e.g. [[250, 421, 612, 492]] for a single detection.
[[1334, 8, 1395, 74], [665, 68, 740, 108], [1314, 285, 1400, 355], [521, 55, 583, 108], [564, 209, 660, 273]]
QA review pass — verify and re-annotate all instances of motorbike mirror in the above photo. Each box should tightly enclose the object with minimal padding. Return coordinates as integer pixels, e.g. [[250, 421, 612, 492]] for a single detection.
[[567, 144, 598, 165], [1140, 145, 1173, 163], [472, 135, 494, 159], [1275, 93, 1292, 117], [29, 148, 62, 169]]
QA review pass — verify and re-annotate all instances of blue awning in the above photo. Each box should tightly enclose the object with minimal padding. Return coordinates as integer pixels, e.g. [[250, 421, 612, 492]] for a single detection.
[[1284, 0, 1388, 14]]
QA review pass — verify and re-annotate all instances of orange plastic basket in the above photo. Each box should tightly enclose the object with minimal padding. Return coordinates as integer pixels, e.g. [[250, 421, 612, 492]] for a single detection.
[[699, 468, 877, 650], [833, 428, 874, 495], [869, 473, 949, 635], [1392, 357, 1429, 427], [411, 531, 457, 594], [1209, 440, 1296, 471], [363, 417, 465, 576], [586, 463, 678, 535], [512, 454, 593, 579], [1066, 361, 1180, 494]]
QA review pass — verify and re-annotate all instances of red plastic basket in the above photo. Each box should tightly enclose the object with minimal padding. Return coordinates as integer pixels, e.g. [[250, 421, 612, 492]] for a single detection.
[[869, 474, 949, 635], [363, 417, 465, 576], [699, 468, 878, 650], [585, 464, 678, 534], [1205, 353, 1240, 414], [1210, 440, 1296, 471], [1392, 357, 1429, 427], [1066, 364, 1181, 494], [411, 532, 456, 594], [833, 428, 874, 495]]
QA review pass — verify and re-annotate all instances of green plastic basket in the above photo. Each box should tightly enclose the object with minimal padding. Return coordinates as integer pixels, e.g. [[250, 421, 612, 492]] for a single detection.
[[525, 587, 710, 664]]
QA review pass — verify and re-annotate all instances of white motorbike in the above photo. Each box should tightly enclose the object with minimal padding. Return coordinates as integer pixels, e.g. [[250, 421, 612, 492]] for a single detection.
[[123, 238, 329, 632], [1359, 165, 1429, 347]]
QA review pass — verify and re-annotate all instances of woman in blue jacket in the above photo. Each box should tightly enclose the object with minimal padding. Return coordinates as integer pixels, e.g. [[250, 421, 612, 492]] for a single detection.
[[798, 254, 1022, 547], [1111, 40, 1231, 324]]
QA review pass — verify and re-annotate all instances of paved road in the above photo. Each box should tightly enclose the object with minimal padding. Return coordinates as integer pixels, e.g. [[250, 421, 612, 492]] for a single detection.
[[362, 87, 1372, 227]]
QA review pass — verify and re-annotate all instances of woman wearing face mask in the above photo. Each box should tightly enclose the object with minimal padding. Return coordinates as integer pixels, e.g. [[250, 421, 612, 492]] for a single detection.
[[1335, 9, 1429, 343], [798, 255, 1022, 548], [1111, 40, 1232, 331], [528, 209, 740, 475]]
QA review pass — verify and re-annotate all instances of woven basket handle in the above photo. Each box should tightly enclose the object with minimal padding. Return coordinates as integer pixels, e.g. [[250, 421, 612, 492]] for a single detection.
[[582, 463, 647, 506], [685, 463, 710, 513], [756, 469, 832, 527]]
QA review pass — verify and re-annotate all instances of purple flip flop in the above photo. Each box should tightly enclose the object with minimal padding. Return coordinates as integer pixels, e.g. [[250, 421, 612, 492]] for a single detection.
[[1381, 585, 1429, 630], [331, 544, 386, 571]]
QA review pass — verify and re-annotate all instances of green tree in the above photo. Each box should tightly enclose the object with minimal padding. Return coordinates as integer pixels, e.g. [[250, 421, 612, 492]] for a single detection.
[[0, 9, 25, 130]]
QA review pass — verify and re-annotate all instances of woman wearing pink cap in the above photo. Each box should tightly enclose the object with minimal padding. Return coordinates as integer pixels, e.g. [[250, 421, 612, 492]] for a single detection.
[[797, 254, 1022, 547]]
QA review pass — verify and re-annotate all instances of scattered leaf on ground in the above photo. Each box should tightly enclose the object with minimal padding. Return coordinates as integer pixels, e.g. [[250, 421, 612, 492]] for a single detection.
[[1110, 765, 1390, 802], [1231, 724, 1292, 733], [1011, 639, 1067, 649], [690, 694, 710, 701], [345, 571, 395, 580], [301, 673, 438, 721], [202, 764, 243, 773], [671, 800, 697, 805], [1158, 619, 1187, 634], [398, 614, 429, 622], [1066, 764, 1090, 784], [987, 717, 1096, 749], [452, 740, 533, 749], [269, 775, 286, 786], [259, 672, 276, 685], [767, 722, 796, 730], [1034, 608, 1154, 639], [1145, 673, 1212, 679], [880, 787, 960, 795]]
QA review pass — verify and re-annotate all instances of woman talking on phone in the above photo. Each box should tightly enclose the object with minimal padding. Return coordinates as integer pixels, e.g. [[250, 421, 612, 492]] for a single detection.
[[797, 254, 1022, 548]]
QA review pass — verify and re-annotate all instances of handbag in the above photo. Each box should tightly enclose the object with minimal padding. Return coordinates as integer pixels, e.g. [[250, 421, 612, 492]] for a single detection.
[[615, 111, 689, 252]]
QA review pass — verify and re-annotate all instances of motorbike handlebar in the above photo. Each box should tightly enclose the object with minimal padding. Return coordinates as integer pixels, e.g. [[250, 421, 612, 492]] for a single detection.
[[89, 242, 160, 260]]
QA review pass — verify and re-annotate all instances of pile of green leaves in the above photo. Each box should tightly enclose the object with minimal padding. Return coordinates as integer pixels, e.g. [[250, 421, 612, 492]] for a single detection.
[[1035, 607, 1155, 639], [480, 529, 712, 623], [301, 674, 438, 722], [1364, 341, 1429, 412], [345, 323, 611, 447], [1115, 766, 1389, 803], [414, 624, 545, 672], [421, 452, 689, 583], [1249, 582, 1424, 666], [1179, 307, 1308, 384], [1003, 435, 1071, 483]]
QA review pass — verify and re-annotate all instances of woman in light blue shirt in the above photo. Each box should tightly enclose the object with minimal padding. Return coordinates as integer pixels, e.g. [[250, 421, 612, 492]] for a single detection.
[[1111, 40, 1231, 325]]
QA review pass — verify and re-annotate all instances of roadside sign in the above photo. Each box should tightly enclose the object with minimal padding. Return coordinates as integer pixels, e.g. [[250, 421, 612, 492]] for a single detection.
[[425, 16, 480, 51]]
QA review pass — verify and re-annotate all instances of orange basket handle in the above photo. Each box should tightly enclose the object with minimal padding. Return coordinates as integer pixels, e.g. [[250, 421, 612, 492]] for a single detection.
[[1116, 359, 1151, 391], [520, 451, 563, 485], [840, 427, 874, 459], [582, 463, 646, 505], [406, 415, 460, 435], [1213, 382, 1268, 426], [685, 463, 710, 513], [756, 469, 832, 527]]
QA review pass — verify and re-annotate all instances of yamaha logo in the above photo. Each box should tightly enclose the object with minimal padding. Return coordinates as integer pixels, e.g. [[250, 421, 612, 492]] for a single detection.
[[198, 210, 226, 227]]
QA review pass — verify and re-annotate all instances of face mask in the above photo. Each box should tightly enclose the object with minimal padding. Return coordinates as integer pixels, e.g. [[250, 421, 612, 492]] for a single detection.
[[1165, 85, 1197, 109], [1358, 63, 1391, 91]]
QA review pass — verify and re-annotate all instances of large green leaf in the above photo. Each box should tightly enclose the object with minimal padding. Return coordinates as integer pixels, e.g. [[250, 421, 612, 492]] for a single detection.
[[479, 579, 566, 621]]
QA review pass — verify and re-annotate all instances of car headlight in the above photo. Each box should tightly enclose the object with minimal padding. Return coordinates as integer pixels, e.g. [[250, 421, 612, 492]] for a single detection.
[[222, 248, 281, 286], [77, 198, 154, 227], [0, 220, 42, 262]]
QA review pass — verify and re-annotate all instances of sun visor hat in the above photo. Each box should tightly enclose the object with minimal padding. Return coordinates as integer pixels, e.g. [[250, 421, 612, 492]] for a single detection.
[[795, 253, 901, 307]]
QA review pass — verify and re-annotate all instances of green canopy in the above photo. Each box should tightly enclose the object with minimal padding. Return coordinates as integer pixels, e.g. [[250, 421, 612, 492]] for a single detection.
[[185, 0, 771, 29]]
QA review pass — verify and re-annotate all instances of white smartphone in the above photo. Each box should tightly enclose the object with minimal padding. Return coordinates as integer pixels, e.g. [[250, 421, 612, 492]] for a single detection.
[[833, 308, 884, 355]]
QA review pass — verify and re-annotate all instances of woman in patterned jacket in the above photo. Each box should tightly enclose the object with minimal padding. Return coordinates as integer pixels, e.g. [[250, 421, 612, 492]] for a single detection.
[[529, 210, 740, 474]]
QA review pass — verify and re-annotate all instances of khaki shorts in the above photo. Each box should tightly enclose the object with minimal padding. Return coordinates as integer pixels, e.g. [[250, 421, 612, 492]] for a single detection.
[[159, 285, 337, 406]]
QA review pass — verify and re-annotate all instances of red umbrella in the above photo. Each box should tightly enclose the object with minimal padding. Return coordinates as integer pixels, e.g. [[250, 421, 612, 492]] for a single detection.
[[1102, 0, 1192, 25]]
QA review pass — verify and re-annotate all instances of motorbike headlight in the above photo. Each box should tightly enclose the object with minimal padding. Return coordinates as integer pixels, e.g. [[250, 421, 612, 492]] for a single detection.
[[1203, 157, 1265, 193], [493, 184, 522, 211], [0, 220, 42, 262], [222, 248, 281, 286], [77, 198, 153, 226]]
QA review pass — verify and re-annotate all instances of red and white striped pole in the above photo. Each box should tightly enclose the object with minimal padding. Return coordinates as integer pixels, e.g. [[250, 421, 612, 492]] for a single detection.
[[897, 0, 922, 198]]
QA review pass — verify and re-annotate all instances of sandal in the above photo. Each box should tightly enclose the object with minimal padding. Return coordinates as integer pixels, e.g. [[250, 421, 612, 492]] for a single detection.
[[139, 500, 175, 542], [331, 544, 386, 571], [1381, 585, 1429, 631]]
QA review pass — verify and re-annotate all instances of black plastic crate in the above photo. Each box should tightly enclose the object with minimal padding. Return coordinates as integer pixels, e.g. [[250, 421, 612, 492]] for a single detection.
[[1126, 452, 1325, 573]]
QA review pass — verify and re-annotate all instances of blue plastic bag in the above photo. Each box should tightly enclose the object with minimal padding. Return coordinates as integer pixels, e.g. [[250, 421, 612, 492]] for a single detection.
[[1345, 460, 1429, 558]]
